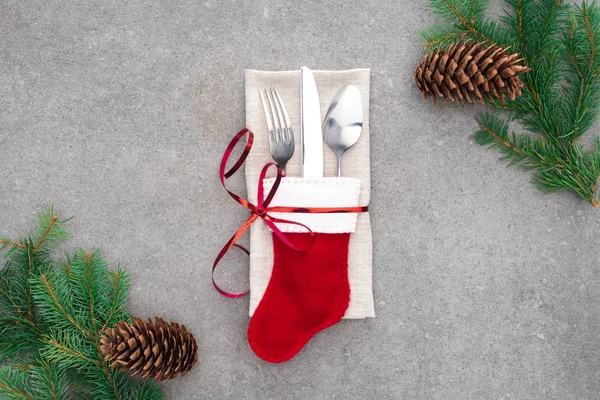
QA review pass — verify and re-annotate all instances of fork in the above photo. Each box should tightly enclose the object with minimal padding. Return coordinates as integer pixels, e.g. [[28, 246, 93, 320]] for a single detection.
[[259, 88, 295, 176]]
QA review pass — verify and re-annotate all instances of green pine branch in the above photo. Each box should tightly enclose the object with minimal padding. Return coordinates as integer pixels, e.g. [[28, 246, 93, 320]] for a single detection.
[[0, 361, 73, 400], [422, 0, 600, 207], [0, 365, 38, 400], [0, 206, 164, 399], [474, 112, 550, 169], [423, 0, 511, 48], [562, 2, 600, 142]]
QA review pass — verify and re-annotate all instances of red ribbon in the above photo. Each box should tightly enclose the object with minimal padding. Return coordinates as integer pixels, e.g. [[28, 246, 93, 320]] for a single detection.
[[213, 128, 369, 298]]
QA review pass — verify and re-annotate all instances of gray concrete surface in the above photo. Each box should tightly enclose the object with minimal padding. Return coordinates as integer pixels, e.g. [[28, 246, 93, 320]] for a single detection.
[[1, 1, 600, 399]]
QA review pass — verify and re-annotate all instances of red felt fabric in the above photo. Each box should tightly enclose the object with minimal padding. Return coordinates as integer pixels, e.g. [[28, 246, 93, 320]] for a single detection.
[[248, 232, 351, 363]]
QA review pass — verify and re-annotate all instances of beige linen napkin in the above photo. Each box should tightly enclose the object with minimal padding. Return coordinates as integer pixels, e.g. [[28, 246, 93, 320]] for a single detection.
[[245, 69, 375, 319]]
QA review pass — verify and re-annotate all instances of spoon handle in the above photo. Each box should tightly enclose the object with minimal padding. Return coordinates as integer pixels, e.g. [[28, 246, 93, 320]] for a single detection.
[[336, 154, 342, 177]]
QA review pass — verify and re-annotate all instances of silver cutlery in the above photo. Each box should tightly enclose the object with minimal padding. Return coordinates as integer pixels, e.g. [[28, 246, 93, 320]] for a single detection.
[[300, 67, 324, 178], [260, 88, 295, 175], [323, 85, 363, 177]]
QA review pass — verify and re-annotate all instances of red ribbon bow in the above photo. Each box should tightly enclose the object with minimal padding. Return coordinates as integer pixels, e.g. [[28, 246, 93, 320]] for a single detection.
[[213, 128, 368, 298]]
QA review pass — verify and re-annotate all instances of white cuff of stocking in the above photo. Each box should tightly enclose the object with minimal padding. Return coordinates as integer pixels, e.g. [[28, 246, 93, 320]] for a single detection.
[[261, 177, 362, 233]]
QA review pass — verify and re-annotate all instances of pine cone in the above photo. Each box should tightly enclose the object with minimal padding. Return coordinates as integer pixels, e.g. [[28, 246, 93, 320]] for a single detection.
[[414, 40, 531, 105], [100, 317, 198, 381]]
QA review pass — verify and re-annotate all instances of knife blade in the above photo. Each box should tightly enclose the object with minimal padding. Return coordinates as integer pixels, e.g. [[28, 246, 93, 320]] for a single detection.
[[300, 66, 324, 178]]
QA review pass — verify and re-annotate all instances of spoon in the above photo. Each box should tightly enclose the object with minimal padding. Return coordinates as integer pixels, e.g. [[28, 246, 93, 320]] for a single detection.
[[323, 85, 363, 177]]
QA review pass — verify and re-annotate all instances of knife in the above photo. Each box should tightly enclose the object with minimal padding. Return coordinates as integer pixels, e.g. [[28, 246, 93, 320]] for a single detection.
[[300, 66, 324, 178]]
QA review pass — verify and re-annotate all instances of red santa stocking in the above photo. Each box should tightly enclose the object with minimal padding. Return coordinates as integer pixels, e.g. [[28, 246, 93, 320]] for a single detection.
[[247, 232, 351, 363]]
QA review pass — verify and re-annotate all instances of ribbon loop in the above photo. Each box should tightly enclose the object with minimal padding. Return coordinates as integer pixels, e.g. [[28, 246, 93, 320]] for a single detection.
[[213, 129, 369, 298]]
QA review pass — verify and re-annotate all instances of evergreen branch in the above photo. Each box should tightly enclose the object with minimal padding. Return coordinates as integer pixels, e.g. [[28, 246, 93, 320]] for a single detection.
[[504, 0, 567, 63], [421, 1, 600, 205], [443, 0, 477, 28], [562, 1, 600, 142], [126, 380, 164, 400], [33, 215, 58, 253], [478, 124, 531, 159], [46, 332, 136, 400], [67, 250, 116, 332], [0, 239, 25, 250], [0, 382, 34, 400], [530, 0, 567, 64], [422, 25, 470, 48], [0, 252, 33, 325], [443, 0, 496, 44], [475, 113, 558, 167], [41, 365, 58, 400], [85, 252, 97, 330], [0, 284, 28, 319], [102, 273, 122, 332], [22, 361, 72, 400], [472, 113, 600, 203], [514, 0, 527, 58], [535, 151, 599, 204], [101, 269, 131, 332], [480, 123, 525, 154], [84, 252, 127, 400], [567, 18, 585, 78], [0, 207, 165, 398], [39, 274, 90, 338], [526, 0, 562, 65], [29, 206, 70, 256], [96, 346, 123, 400], [45, 338, 95, 364], [1, 207, 73, 326], [518, 1, 527, 52], [584, 3, 597, 71], [44, 332, 126, 400], [566, 14, 587, 140], [0, 367, 35, 400], [26, 247, 34, 323], [428, 0, 506, 46], [522, 56, 563, 142], [0, 316, 43, 360], [571, 74, 588, 141]]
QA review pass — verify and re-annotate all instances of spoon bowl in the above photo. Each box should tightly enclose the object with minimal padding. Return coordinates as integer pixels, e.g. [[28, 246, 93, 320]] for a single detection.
[[323, 85, 363, 177]]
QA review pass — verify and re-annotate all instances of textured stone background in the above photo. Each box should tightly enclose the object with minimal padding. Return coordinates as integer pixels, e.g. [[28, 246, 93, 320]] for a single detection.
[[1, 1, 599, 399]]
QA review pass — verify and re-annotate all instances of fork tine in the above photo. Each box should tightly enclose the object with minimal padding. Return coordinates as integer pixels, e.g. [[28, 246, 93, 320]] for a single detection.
[[269, 88, 285, 143], [272, 88, 292, 142], [261, 86, 294, 175], [259, 89, 276, 143], [265, 88, 282, 144]]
